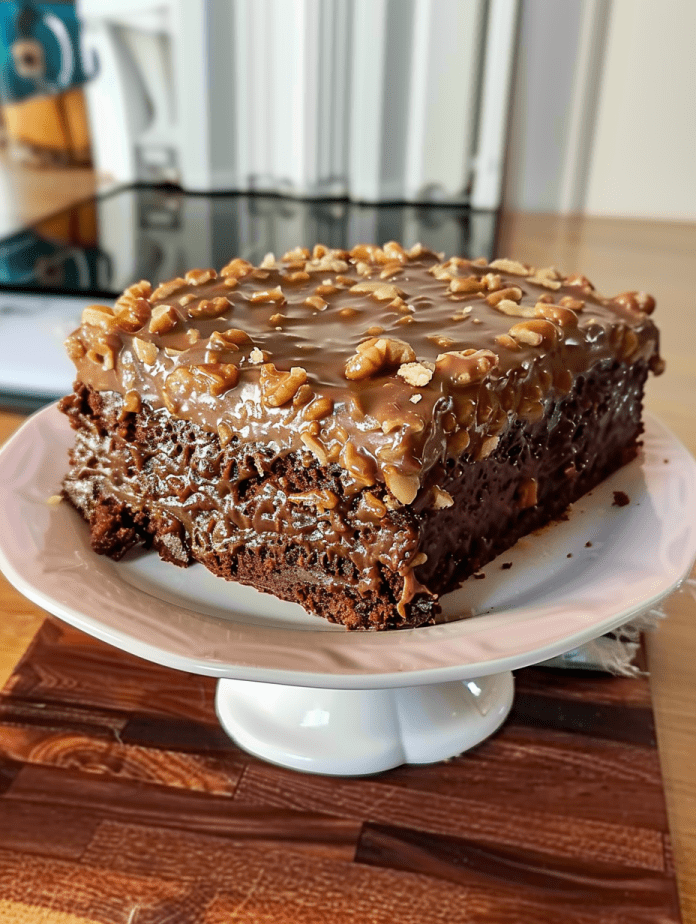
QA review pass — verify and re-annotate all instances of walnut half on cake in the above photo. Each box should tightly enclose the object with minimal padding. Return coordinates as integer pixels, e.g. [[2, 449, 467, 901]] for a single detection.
[[58, 243, 663, 629]]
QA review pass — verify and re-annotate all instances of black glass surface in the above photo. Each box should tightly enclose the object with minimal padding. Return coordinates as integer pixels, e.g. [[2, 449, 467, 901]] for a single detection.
[[0, 185, 499, 297], [0, 186, 499, 410]]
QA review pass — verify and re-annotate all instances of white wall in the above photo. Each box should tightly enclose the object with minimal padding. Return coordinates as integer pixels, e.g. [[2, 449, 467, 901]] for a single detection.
[[585, 0, 696, 221], [504, 0, 696, 220]]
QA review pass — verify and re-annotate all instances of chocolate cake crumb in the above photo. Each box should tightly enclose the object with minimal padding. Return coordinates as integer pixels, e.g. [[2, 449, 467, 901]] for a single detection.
[[58, 243, 662, 629], [612, 491, 630, 507], [501, 562, 513, 570]]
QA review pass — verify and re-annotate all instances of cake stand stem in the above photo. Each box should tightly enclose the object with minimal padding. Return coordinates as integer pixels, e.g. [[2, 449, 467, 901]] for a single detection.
[[215, 671, 514, 776]]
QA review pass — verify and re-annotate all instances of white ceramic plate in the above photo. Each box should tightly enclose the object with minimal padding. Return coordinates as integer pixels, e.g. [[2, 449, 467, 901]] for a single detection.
[[1, 404, 695, 689]]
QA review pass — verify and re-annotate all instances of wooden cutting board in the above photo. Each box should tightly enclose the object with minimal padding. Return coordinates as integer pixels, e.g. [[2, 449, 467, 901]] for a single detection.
[[0, 617, 680, 924]]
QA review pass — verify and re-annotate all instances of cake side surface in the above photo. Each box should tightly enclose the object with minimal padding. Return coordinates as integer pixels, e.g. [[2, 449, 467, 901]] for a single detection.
[[59, 245, 663, 629]]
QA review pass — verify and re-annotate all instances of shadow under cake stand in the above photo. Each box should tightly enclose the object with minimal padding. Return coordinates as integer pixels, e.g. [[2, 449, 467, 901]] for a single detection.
[[1, 406, 695, 776]]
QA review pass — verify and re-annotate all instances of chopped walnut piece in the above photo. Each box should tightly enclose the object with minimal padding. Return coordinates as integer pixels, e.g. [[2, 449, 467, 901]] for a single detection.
[[115, 296, 151, 333], [288, 489, 339, 512], [407, 242, 426, 259], [86, 343, 115, 371], [364, 325, 385, 336], [509, 319, 557, 347], [380, 262, 403, 279], [185, 329, 200, 345], [218, 422, 234, 447], [259, 363, 308, 407], [248, 286, 286, 305], [133, 337, 158, 365], [123, 280, 152, 300], [355, 261, 372, 277], [384, 466, 419, 505], [249, 347, 265, 364], [315, 284, 338, 297], [302, 396, 334, 421], [435, 349, 499, 386], [341, 441, 376, 485], [486, 286, 523, 306], [481, 273, 503, 291], [535, 304, 578, 327], [517, 478, 538, 509], [300, 431, 328, 465], [260, 252, 276, 268], [282, 270, 311, 285], [350, 281, 405, 301], [164, 364, 239, 411], [383, 241, 407, 263], [432, 486, 454, 509], [282, 246, 310, 262], [220, 258, 253, 279], [65, 333, 85, 360], [339, 307, 361, 320], [179, 294, 197, 307], [268, 313, 286, 327], [149, 303, 179, 335], [345, 337, 416, 380], [397, 362, 434, 387], [410, 394, 422, 404], [451, 306, 473, 321], [123, 390, 141, 413], [478, 435, 500, 459], [558, 296, 585, 311], [448, 276, 485, 295], [222, 277, 238, 289], [428, 334, 456, 350], [81, 304, 116, 331], [188, 296, 230, 319], [612, 291, 656, 314], [185, 268, 216, 286], [151, 278, 186, 301], [488, 258, 531, 276], [495, 333, 521, 351], [304, 295, 328, 311]]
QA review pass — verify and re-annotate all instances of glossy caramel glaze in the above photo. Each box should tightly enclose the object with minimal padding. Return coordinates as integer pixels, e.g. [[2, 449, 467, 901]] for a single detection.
[[65, 244, 662, 504]]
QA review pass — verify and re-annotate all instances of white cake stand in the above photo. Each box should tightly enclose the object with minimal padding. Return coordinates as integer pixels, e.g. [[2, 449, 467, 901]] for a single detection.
[[1, 405, 695, 776]]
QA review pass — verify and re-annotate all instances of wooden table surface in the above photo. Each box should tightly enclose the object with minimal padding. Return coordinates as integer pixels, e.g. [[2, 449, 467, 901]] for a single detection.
[[0, 170, 694, 921]]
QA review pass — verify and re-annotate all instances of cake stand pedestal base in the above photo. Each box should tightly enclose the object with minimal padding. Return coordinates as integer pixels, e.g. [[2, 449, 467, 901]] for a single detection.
[[215, 671, 515, 776]]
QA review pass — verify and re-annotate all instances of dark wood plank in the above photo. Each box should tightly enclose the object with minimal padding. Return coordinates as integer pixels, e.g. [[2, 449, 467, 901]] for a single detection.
[[233, 764, 666, 871], [4, 618, 218, 722], [0, 617, 681, 923], [0, 848, 187, 923], [83, 821, 676, 924], [5, 763, 361, 861], [356, 822, 681, 915]]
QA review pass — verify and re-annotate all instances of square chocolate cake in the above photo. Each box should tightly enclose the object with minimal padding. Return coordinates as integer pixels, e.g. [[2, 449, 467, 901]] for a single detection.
[[59, 244, 663, 628]]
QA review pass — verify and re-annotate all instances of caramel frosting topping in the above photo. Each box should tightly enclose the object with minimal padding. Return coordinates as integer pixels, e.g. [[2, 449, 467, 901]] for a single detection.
[[65, 243, 662, 505]]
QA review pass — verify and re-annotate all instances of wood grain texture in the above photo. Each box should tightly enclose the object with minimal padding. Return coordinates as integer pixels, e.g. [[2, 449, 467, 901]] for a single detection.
[[0, 617, 681, 923]]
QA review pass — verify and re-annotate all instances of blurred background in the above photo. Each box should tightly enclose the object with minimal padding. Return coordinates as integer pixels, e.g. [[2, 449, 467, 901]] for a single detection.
[[0, 0, 693, 403]]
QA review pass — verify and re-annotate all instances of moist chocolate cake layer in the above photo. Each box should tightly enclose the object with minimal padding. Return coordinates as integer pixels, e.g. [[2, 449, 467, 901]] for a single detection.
[[60, 354, 648, 629], [59, 244, 662, 628]]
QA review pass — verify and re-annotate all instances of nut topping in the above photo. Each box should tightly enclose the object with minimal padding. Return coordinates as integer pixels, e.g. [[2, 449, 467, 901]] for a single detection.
[[432, 486, 454, 509], [188, 296, 230, 319], [151, 278, 186, 301], [448, 276, 485, 295], [384, 466, 419, 505], [133, 337, 158, 365], [81, 304, 116, 332], [397, 362, 434, 387], [350, 281, 405, 301], [149, 303, 179, 335], [304, 295, 328, 311], [509, 319, 557, 347], [488, 258, 531, 276], [486, 286, 523, 306], [248, 286, 286, 305], [435, 349, 499, 386], [185, 268, 216, 286], [345, 338, 416, 381], [220, 258, 253, 279], [259, 364, 308, 407]]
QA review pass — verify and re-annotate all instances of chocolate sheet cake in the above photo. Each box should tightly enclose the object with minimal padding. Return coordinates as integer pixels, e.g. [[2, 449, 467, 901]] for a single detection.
[[59, 244, 663, 629]]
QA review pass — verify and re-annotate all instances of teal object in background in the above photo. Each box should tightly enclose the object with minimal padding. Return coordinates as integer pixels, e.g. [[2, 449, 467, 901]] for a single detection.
[[0, 1, 89, 103]]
